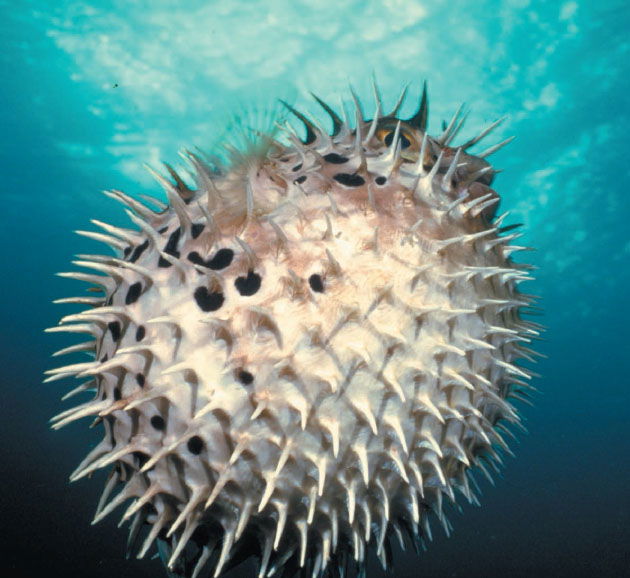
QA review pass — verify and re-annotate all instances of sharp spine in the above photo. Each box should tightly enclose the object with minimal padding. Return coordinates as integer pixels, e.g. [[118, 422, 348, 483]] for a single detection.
[[462, 116, 507, 149], [74, 230, 126, 251], [478, 136, 516, 158], [103, 189, 157, 221]]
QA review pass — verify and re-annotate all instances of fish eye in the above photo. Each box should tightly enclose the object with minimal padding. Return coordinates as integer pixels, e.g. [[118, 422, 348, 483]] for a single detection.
[[376, 127, 413, 149]]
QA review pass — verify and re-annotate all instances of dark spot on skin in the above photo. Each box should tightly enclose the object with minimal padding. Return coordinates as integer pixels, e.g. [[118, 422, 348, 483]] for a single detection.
[[194, 286, 225, 312], [333, 173, 365, 187], [384, 131, 411, 149], [309, 273, 324, 293], [125, 282, 142, 305], [150, 415, 165, 430], [108, 321, 121, 342], [188, 248, 234, 270], [187, 436, 204, 455], [158, 227, 169, 234], [295, 175, 307, 184], [235, 270, 261, 296], [158, 227, 181, 267], [375, 176, 387, 185], [323, 153, 349, 164], [237, 370, 254, 385], [188, 252, 205, 267], [123, 246, 132, 257], [113, 387, 121, 401], [100, 354, 108, 363], [136, 373, 145, 387], [130, 240, 149, 263], [191, 223, 205, 239], [292, 163, 303, 172], [135, 326, 146, 341], [208, 248, 234, 269], [164, 227, 182, 254], [133, 451, 149, 468]]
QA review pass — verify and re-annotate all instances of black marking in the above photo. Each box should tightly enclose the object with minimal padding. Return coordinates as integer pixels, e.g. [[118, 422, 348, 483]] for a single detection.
[[125, 282, 142, 305], [188, 248, 234, 270], [191, 223, 205, 239], [135, 325, 146, 342], [158, 227, 181, 267], [384, 131, 411, 149], [333, 173, 365, 187], [158, 255, 172, 267], [309, 274, 324, 293], [292, 163, 303, 172], [108, 321, 122, 342], [237, 370, 254, 385], [295, 175, 307, 184], [113, 387, 121, 401], [188, 252, 206, 267], [194, 286, 225, 312], [130, 240, 149, 263], [323, 153, 349, 164], [158, 226, 169, 234], [187, 436, 204, 455], [150, 415, 165, 430], [208, 248, 234, 269], [100, 354, 108, 363], [136, 373, 145, 387], [163, 227, 182, 255], [123, 246, 132, 257], [235, 270, 261, 296], [133, 451, 149, 468], [375, 176, 387, 185]]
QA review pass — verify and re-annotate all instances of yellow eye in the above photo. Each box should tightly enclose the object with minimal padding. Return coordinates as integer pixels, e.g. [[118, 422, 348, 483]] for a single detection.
[[376, 127, 413, 149]]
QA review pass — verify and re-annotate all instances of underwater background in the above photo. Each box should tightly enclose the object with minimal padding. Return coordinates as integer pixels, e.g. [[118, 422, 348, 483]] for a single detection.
[[1, 1, 629, 577]]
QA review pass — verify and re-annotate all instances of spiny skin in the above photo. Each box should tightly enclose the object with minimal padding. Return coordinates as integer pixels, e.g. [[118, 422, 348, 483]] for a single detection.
[[47, 84, 540, 578]]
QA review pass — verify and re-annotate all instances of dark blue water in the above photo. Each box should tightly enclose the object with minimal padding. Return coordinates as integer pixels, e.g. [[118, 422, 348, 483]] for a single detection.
[[2, 1, 629, 577]]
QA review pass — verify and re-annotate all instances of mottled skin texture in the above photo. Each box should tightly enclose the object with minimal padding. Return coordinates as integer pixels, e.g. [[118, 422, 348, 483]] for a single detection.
[[47, 86, 539, 578]]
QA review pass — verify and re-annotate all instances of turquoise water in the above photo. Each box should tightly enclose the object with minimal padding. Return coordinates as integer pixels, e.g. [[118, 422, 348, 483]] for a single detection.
[[1, 1, 628, 577]]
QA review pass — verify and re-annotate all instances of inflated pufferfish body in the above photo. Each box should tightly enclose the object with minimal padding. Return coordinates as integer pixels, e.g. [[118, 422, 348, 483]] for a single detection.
[[47, 84, 539, 578]]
